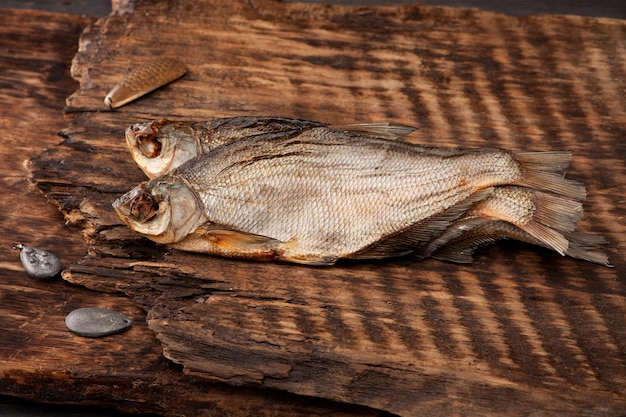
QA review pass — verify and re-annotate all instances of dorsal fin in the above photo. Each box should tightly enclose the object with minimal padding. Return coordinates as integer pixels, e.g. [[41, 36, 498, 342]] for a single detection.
[[332, 122, 417, 141]]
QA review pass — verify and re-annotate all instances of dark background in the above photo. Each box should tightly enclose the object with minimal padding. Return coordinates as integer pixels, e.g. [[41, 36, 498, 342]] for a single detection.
[[0, 0, 625, 18], [0, 0, 623, 416]]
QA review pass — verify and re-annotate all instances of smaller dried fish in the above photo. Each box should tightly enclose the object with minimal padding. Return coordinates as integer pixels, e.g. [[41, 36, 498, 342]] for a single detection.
[[125, 117, 417, 178], [13, 244, 62, 279], [104, 58, 186, 109], [65, 307, 132, 338]]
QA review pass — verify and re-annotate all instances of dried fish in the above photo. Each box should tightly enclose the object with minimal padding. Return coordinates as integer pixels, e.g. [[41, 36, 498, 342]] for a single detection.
[[104, 58, 186, 109], [13, 244, 62, 279], [113, 123, 606, 266], [65, 307, 132, 338], [125, 117, 416, 178]]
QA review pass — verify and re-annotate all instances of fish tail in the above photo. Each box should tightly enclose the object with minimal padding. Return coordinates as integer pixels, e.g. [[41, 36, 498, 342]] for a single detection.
[[513, 151, 586, 200], [465, 187, 612, 264], [562, 231, 613, 266], [466, 186, 584, 255]]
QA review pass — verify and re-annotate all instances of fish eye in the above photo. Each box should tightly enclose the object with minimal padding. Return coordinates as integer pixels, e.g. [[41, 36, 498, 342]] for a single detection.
[[129, 192, 160, 222], [136, 133, 162, 158]]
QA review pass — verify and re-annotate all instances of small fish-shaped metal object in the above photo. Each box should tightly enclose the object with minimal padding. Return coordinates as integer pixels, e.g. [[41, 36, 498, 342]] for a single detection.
[[125, 117, 416, 178], [104, 58, 186, 109], [113, 121, 606, 266], [13, 244, 62, 279], [65, 307, 132, 338]]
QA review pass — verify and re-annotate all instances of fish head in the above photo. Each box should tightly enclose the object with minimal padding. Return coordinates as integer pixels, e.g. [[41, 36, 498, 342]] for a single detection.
[[125, 119, 200, 178], [113, 179, 205, 244]]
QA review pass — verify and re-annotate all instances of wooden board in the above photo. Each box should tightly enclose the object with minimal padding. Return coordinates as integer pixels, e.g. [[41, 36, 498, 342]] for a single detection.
[[23, 0, 626, 416], [0, 7, 385, 417]]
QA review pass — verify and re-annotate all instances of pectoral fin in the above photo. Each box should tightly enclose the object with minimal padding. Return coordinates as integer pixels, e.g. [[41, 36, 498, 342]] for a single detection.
[[169, 226, 283, 260], [171, 227, 342, 266]]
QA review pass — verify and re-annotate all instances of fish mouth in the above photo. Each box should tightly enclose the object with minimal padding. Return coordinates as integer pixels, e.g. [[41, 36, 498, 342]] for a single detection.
[[113, 182, 148, 219], [113, 181, 184, 243], [113, 182, 164, 228], [126, 119, 167, 159]]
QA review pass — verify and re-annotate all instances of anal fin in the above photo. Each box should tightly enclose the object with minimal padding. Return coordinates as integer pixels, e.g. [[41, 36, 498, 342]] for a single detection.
[[432, 220, 612, 266], [431, 219, 499, 263], [349, 189, 493, 260]]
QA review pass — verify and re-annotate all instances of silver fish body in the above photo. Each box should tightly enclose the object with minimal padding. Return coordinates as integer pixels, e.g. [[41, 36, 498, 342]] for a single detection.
[[113, 124, 601, 265]]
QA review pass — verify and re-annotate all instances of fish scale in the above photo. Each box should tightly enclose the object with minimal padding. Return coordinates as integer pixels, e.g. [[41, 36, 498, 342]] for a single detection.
[[137, 131, 514, 260]]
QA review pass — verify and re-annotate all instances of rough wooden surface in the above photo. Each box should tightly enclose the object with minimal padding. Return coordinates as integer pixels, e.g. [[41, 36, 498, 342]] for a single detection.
[[0, 7, 386, 417], [21, 0, 626, 416]]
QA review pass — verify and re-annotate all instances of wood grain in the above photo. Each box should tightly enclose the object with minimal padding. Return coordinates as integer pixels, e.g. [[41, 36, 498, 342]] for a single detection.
[[26, 0, 626, 416]]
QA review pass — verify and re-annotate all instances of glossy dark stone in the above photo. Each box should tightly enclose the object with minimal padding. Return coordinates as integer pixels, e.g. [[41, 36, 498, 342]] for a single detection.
[[14, 244, 62, 280], [65, 307, 132, 338]]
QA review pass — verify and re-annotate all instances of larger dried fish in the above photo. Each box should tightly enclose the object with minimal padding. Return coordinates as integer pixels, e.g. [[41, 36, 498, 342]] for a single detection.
[[125, 117, 416, 178], [104, 58, 186, 109], [113, 123, 604, 266]]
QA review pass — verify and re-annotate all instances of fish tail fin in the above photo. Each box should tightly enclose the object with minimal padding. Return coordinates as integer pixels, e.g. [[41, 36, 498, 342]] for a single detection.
[[563, 231, 613, 266], [513, 151, 586, 200], [472, 187, 612, 264], [531, 190, 583, 233], [467, 186, 584, 255]]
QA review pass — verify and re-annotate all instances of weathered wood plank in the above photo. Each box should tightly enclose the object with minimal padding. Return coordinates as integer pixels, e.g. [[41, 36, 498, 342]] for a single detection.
[[27, 0, 626, 416], [0, 7, 385, 417]]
